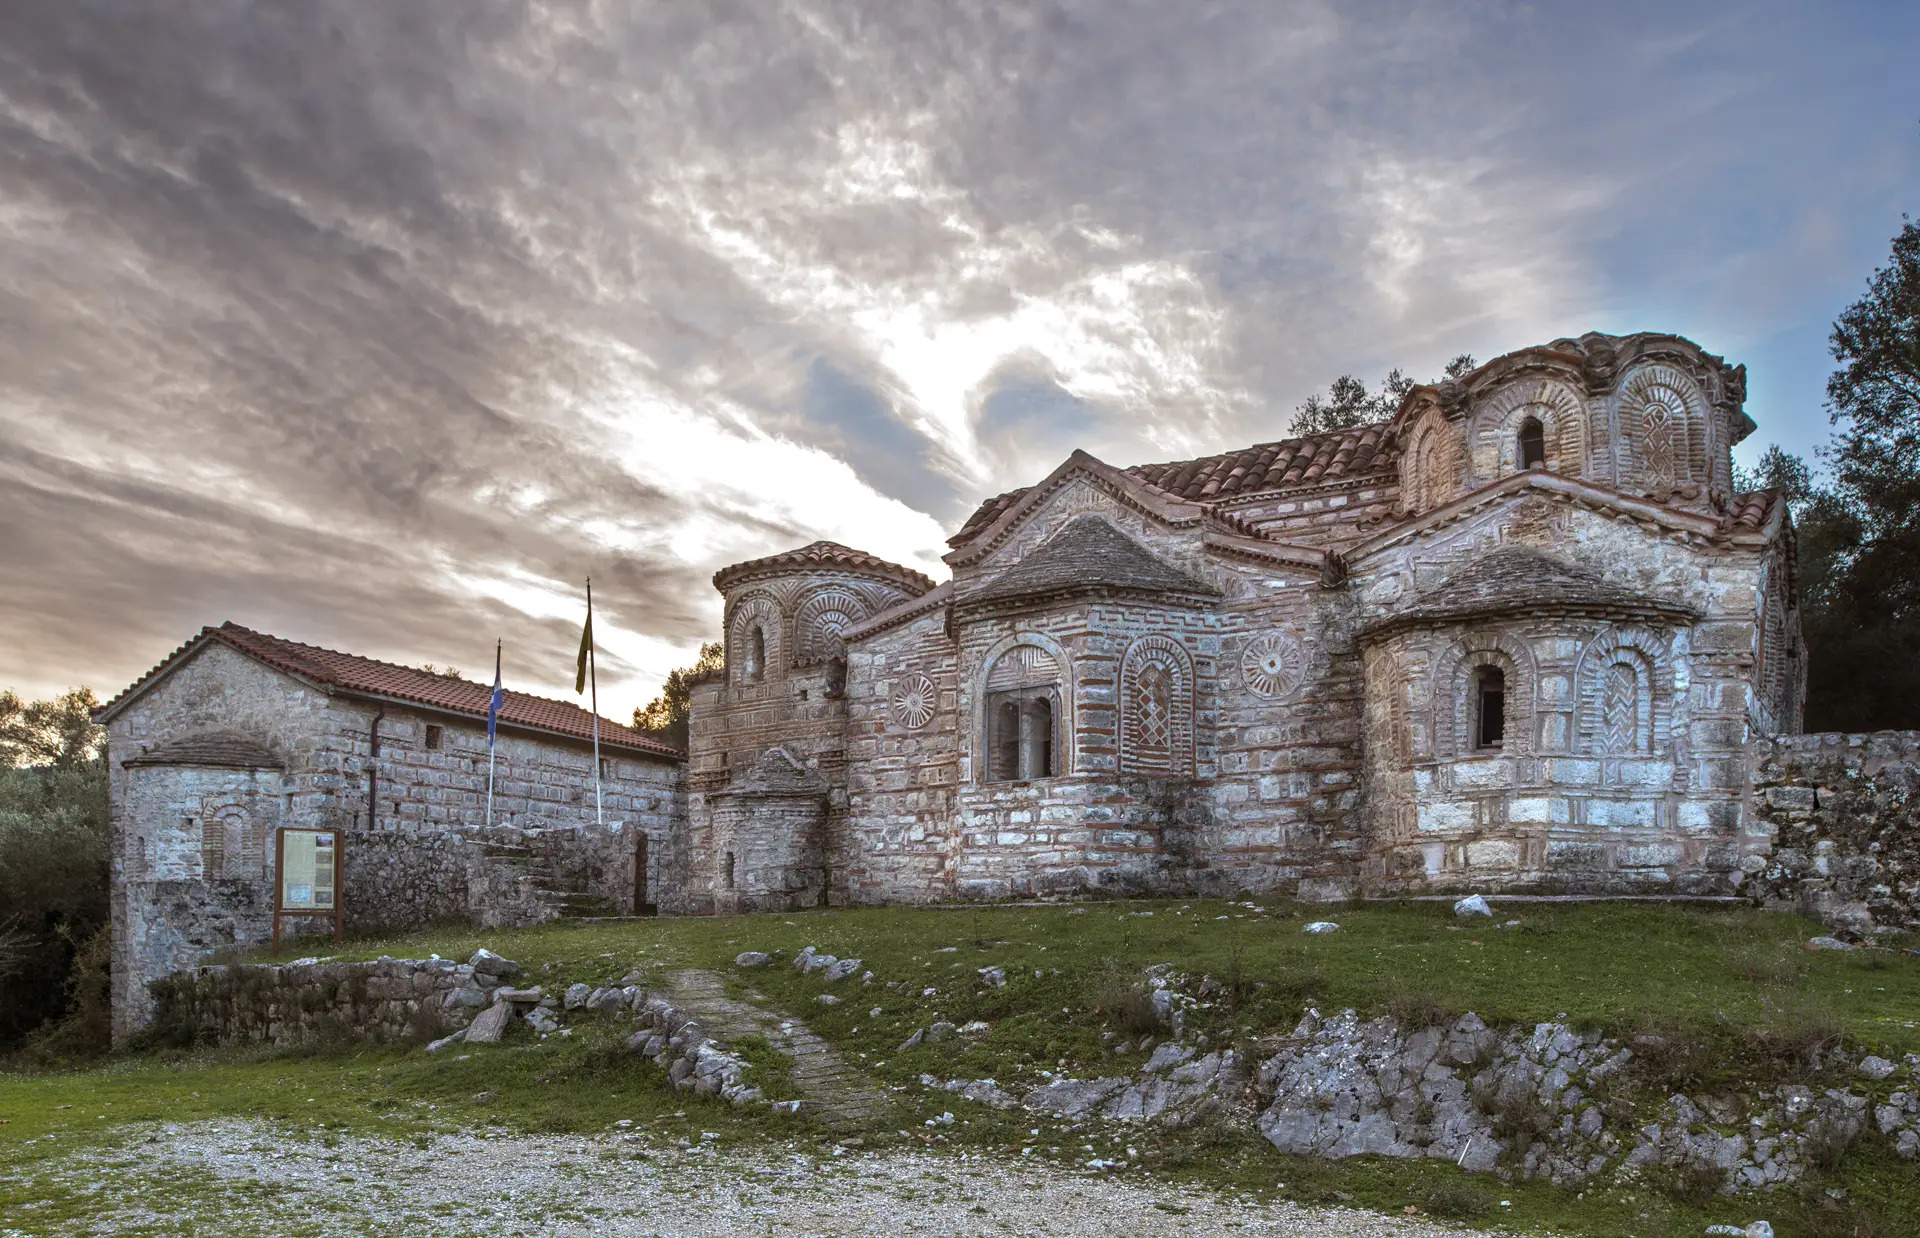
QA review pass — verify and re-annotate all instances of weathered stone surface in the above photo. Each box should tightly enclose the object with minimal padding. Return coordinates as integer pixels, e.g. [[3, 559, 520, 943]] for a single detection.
[[822, 957, 862, 982], [733, 951, 771, 968], [469, 949, 519, 980], [464, 1000, 514, 1045], [1454, 894, 1493, 917], [563, 983, 591, 1010]]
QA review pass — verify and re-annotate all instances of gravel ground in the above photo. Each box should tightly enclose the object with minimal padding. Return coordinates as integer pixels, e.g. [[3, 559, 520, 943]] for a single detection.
[[2, 1119, 1506, 1237]]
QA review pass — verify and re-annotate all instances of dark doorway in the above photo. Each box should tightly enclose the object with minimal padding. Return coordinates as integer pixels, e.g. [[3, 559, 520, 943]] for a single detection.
[[634, 832, 657, 916], [1519, 417, 1546, 470], [1474, 666, 1507, 750]]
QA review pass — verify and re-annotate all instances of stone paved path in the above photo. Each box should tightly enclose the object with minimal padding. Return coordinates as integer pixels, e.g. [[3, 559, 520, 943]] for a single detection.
[[663, 968, 891, 1132]]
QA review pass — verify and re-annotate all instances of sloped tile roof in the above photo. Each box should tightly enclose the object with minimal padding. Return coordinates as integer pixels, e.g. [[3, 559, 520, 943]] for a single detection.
[[712, 540, 936, 594], [1126, 423, 1397, 502], [965, 515, 1218, 609], [1364, 548, 1696, 637], [102, 623, 682, 761], [949, 425, 1397, 550], [123, 731, 285, 769], [948, 489, 1031, 547]]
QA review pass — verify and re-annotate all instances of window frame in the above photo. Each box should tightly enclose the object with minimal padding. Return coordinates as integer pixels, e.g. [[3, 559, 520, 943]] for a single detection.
[[1472, 665, 1507, 751]]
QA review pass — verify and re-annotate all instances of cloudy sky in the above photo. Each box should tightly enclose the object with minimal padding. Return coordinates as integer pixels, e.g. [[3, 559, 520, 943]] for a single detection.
[[2, 0, 1916, 716]]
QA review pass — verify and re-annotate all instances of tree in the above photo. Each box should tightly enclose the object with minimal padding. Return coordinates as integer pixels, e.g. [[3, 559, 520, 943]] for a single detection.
[[1291, 354, 1476, 436], [633, 641, 724, 749], [1745, 219, 1920, 731], [0, 688, 111, 1054], [0, 688, 105, 768]]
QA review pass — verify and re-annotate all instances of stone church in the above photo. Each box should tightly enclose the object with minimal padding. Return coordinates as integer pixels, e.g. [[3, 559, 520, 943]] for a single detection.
[[102, 328, 1814, 1040], [682, 330, 1802, 911]]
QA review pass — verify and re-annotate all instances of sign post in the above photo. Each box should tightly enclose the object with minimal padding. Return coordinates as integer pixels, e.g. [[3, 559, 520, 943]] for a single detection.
[[273, 827, 344, 953]]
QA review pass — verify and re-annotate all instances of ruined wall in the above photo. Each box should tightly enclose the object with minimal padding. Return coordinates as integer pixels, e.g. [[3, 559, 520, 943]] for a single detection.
[[148, 956, 471, 1048], [1746, 732, 1920, 933]]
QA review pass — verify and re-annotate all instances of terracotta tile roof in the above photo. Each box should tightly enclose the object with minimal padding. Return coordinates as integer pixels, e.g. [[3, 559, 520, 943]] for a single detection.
[[949, 489, 1031, 547], [712, 540, 936, 595], [1728, 489, 1780, 529], [101, 623, 683, 761], [1125, 423, 1398, 502], [964, 515, 1219, 609], [122, 731, 285, 769], [1363, 548, 1696, 638]]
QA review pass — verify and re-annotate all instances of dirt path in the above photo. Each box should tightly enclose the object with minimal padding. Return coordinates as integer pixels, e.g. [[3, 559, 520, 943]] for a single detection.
[[664, 968, 891, 1132], [2, 1118, 1506, 1237]]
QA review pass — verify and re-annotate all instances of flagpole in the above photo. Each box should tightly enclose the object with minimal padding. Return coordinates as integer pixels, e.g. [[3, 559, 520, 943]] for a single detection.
[[587, 577, 604, 828], [485, 639, 500, 830]]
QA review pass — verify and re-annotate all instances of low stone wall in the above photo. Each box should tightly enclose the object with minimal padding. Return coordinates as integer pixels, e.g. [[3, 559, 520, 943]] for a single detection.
[[1746, 732, 1920, 933], [146, 950, 538, 1048]]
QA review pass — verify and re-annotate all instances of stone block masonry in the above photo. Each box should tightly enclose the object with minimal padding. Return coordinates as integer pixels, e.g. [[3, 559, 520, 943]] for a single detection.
[[1745, 731, 1920, 933]]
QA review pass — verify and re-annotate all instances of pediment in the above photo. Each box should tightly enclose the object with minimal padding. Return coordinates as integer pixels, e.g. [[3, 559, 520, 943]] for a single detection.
[[943, 451, 1210, 570]]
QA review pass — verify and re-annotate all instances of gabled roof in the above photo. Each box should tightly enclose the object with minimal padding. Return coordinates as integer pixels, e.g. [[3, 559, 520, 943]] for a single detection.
[[963, 515, 1219, 610], [949, 424, 1398, 547], [1361, 547, 1696, 640], [98, 622, 683, 761], [123, 731, 285, 770], [712, 540, 936, 595]]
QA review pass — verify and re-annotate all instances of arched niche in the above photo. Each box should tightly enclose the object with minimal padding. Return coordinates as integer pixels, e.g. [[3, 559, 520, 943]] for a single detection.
[[1119, 635, 1195, 776], [1575, 626, 1676, 755], [726, 593, 784, 685]]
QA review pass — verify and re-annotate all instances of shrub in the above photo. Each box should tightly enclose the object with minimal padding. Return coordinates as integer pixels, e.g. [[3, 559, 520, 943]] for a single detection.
[[1095, 970, 1162, 1036], [1422, 1179, 1496, 1219]]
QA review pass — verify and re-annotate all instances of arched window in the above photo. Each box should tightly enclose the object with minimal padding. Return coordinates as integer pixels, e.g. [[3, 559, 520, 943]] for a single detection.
[[1518, 417, 1546, 470], [747, 627, 766, 682], [1575, 629, 1670, 755], [982, 642, 1065, 782], [1473, 666, 1507, 750], [1119, 635, 1195, 775]]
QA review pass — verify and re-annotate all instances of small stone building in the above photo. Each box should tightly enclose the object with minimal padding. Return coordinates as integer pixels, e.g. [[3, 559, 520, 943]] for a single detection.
[[99, 622, 683, 1042], [682, 331, 1804, 910]]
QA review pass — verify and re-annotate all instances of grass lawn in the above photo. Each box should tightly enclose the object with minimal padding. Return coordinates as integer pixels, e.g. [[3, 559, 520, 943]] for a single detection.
[[4, 897, 1916, 1236]]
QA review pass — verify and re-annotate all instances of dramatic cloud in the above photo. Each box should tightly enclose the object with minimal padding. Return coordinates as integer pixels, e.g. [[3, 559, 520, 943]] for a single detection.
[[1, 0, 1914, 711]]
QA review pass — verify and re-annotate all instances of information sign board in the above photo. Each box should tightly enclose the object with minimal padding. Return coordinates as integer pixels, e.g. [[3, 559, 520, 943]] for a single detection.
[[273, 827, 343, 951]]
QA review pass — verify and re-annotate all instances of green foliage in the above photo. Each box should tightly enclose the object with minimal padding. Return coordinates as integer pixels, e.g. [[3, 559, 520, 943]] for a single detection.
[[632, 641, 724, 748], [0, 688, 111, 1054], [1737, 219, 1920, 730], [1290, 353, 1474, 436], [0, 688, 104, 768]]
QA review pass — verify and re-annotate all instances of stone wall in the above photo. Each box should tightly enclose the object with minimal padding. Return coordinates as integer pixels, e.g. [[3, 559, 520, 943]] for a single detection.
[[1746, 732, 1920, 933], [149, 956, 473, 1048]]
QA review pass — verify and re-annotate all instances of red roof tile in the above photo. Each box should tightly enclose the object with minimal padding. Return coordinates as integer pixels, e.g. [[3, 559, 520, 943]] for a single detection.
[[712, 540, 936, 594], [1728, 489, 1781, 529], [1126, 423, 1398, 502], [948, 489, 1031, 548], [100, 623, 683, 761]]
